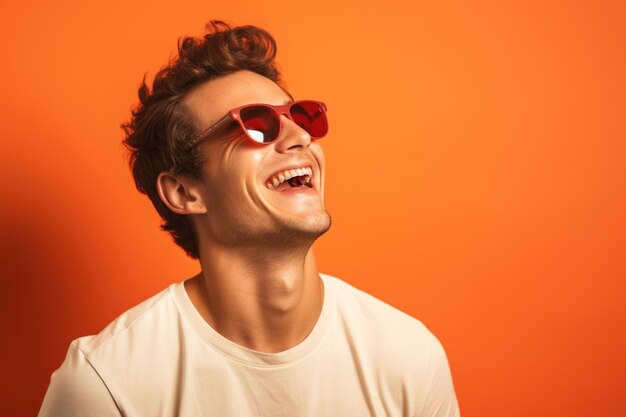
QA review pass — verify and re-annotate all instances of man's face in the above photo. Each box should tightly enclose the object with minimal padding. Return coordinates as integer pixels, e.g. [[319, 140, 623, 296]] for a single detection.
[[184, 70, 331, 248]]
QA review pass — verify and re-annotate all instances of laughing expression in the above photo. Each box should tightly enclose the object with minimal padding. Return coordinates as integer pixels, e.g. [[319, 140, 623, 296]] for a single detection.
[[183, 70, 331, 247]]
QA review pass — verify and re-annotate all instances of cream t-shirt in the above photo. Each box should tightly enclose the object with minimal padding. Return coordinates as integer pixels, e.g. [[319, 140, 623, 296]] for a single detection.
[[39, 273, 460, 416]]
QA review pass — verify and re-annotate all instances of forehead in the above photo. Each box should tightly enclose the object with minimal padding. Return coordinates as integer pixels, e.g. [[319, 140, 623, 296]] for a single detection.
[[183, 70, 291, 129]]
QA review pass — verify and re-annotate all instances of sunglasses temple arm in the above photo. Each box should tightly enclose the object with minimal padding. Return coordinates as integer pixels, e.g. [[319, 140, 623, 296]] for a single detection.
[[188, 114, 231, 147]]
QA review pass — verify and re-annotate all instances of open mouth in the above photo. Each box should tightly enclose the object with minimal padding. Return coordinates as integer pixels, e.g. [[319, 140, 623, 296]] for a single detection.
[[266, 166, 313, 191]]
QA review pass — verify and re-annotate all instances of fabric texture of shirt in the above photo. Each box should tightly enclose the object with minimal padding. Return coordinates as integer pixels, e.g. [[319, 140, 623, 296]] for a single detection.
[[39, 273, 460, 417]]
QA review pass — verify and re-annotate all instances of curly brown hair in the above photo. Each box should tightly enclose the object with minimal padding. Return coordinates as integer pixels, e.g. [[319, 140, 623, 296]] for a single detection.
[[121, 20, 285, 259]]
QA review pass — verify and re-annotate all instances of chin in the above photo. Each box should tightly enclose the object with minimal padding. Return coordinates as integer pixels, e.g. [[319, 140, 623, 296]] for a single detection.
[[279, 211, 332, 241]]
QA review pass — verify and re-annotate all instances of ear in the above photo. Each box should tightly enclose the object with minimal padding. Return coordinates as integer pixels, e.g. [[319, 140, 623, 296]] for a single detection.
[[156, 171, 208, 215]]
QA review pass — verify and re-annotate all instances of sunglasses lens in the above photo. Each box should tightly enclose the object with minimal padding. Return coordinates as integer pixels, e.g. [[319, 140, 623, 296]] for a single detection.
[[290, 101, 328, 139], [240, 105, 280, 143]]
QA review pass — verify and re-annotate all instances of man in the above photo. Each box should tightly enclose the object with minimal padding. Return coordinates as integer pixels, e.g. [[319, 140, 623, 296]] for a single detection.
[[39, 21, 460, 416]]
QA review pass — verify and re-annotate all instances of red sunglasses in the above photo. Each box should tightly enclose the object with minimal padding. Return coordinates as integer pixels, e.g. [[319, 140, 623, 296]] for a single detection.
[[188, 100, 328, 146]]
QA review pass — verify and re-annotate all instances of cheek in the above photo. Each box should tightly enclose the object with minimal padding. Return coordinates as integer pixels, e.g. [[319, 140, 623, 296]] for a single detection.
[[204, 141, 269, 199], [311, 143, 325, 167], [249, 151, 264, 166], [227, 147, 265, 184], [214, 151, 264, 195]]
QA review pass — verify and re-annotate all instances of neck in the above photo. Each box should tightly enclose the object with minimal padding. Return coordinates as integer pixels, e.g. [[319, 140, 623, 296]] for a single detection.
[[186, 240, 324, 353]]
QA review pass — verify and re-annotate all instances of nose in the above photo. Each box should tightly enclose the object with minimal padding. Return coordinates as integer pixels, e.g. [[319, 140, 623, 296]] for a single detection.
[[273, 115, 312, 153]]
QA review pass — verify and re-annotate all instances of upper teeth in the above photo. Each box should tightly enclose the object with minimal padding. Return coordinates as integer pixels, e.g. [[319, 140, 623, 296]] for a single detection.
[[266, 166, 313, 189]]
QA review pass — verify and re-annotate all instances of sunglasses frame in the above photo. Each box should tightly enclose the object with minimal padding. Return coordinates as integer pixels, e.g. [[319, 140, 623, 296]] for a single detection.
[[188, 100, 328, 147]]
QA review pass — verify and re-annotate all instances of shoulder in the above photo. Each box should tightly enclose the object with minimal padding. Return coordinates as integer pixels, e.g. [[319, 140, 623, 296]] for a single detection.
[[77, 283, 187, 390], [39, 283, 182, 416], [39, 339, 121, 416], [323, 273, 438, 356], [322, 273, 460, 416], [79, 284, 177, 357]]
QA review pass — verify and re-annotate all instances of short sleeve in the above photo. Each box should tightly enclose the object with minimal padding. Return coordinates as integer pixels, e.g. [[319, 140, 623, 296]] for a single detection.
[[39, 340, 121, 417], [417, 335, 461, 417]]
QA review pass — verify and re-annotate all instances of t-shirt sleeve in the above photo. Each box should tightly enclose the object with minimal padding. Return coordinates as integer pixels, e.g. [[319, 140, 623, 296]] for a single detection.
[[417, 334, 461, 417], [38, 340, 121, 417]]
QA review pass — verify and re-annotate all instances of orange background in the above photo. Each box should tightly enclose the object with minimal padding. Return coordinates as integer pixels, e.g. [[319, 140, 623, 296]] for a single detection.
[[1, 1, 625, 416]]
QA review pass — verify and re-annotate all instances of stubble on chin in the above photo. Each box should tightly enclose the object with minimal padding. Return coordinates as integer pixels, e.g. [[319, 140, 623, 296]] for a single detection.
[[211, 209, 331, 252]]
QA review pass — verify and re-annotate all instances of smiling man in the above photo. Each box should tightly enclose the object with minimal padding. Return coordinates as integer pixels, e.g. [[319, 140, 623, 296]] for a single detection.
[[39, 21, 460, 417]]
